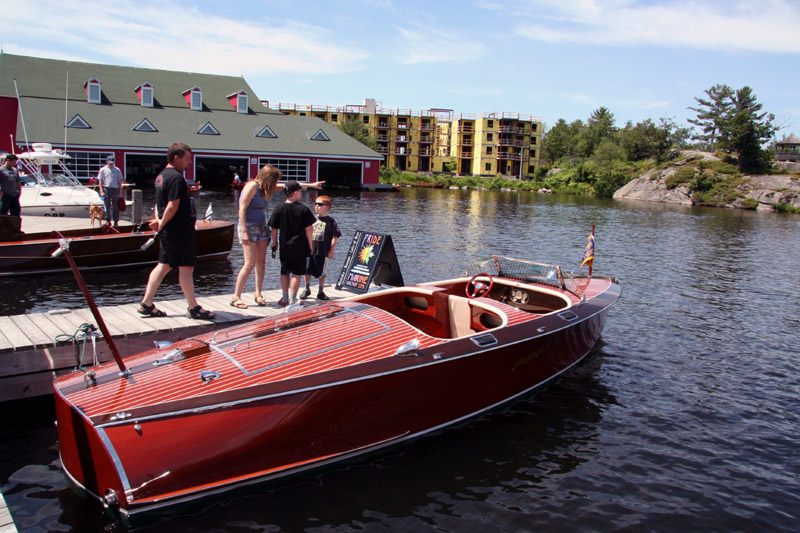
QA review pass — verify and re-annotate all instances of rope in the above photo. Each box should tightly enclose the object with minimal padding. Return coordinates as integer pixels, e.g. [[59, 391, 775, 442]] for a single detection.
[[55, 322, 99, 383]]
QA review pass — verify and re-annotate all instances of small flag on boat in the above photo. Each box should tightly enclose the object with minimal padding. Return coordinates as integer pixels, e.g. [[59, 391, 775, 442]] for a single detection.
[[204, 203, 213, 221], [580, 233, 595, 271]]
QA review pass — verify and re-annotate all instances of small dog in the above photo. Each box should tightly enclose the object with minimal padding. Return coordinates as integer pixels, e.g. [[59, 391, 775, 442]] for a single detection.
[[89, 205, 105, 227]]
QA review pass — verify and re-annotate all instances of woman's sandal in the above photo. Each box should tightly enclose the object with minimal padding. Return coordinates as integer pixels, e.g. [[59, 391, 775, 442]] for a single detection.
[[187, 305, 215, 320], [230, 298, 248, 309], [254, 294, 267, 306], [137, 302, 167, 317]]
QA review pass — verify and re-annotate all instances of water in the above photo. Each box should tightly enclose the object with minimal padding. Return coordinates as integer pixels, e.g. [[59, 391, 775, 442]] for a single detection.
[[2, 187, 799, 531]]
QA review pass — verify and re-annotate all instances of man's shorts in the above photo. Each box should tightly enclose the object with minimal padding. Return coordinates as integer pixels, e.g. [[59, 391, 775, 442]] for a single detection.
[[237, 222, 270, 245], [158, 229, 197, 267], [280, 256, 307, 276], [305, 255, 328, 279]]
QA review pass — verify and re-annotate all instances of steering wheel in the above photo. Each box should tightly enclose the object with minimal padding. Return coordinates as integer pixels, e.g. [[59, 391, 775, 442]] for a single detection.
[[466, 273, 494, 299]]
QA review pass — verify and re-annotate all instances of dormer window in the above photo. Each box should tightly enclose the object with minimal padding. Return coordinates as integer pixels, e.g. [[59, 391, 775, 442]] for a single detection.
[[85, 77, 102, 104], [183, 86, 203, 111], [142, 86, 153, 106], [227, 90, 249, 114], [136, 82, 154, 108]]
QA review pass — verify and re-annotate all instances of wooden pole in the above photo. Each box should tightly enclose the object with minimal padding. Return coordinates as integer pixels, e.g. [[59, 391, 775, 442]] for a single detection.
[[589, 224, 595, 277], [52, 234, 129, 375]]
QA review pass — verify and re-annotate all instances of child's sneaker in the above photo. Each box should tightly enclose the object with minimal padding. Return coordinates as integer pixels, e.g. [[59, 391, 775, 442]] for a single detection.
[[277, 298, 289, 307], [317, 292, 330, 300], [299, 288, 311, 300]]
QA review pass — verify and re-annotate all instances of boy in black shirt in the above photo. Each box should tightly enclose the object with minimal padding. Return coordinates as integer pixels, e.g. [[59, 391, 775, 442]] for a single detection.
[[269, 180, 316, 306]]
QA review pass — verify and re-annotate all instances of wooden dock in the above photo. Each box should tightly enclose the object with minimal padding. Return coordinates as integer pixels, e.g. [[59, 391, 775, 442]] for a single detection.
[[0, 286, 353, 402], [0, 491, 16, 533]]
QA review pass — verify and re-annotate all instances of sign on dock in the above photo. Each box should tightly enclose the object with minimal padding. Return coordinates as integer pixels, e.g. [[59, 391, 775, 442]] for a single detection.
[[335, 230, 404, 294]]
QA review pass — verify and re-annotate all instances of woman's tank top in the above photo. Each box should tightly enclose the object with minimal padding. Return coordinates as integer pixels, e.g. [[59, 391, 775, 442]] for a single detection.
[[242, 189, 269, 225]]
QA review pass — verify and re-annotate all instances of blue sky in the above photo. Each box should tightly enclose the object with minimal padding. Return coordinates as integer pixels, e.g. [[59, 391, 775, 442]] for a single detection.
[[3, 0, 799, 136]]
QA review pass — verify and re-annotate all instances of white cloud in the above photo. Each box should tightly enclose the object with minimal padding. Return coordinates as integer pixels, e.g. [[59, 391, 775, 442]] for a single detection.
[[476, 0, 800, 54], [395, 26, 488, 64], [3, 0, 371, 75]]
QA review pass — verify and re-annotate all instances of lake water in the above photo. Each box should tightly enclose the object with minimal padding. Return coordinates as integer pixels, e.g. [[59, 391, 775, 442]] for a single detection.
[[1, 186, 799, 531]]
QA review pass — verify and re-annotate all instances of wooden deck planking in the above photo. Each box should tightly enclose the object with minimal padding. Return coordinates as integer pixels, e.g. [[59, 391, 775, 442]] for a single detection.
[[0, 490, 17, 533], [0, 286, 355, 354], [26, 313, 70, 344], [0, 324, 13, 351], [0, 317, 31, 348], [8, 314, 52, 347]]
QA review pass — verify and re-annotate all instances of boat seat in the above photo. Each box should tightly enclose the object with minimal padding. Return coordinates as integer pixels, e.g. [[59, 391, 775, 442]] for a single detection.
[[448, 296, 477, 338]]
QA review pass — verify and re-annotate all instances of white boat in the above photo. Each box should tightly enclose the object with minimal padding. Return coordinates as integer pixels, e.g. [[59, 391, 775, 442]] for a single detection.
[[17, 143, 103, 217]]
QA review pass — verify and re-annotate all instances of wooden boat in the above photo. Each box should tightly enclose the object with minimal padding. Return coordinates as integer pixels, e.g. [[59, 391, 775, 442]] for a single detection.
[[53, 256, 620, 514], [17, 143, 104, 217], [0, 217, 234, 276]]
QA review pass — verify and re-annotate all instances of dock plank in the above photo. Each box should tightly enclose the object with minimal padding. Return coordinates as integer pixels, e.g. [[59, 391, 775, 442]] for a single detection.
[[27, 313, 69, 343], [0, 316, 32, 349], [0, 285, 356, 401], [0, 327, 13, 352], [8, 314, 52, 347], [0, 490, 17, 533]]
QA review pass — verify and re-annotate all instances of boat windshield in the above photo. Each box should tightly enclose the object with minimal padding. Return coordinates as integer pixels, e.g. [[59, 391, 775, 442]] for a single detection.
[[18, 157, 83, 187], [465, 256, 564, 289]]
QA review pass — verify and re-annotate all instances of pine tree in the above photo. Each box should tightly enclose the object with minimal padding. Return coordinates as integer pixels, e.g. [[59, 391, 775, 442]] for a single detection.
[[719, 86, 777, 172], [688, 84, 733, 151]]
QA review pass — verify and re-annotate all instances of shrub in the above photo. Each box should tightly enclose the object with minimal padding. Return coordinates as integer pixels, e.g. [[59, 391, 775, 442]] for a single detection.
[[772, 202, 800, 213], [707, 160, 739, 175], [666, 167, 695, 189], [741, 197, 759, 210]]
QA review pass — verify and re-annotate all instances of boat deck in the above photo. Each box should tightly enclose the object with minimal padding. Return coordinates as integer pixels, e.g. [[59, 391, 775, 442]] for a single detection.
[[0, 286, 353, 402], [56, 277, 617, 417]]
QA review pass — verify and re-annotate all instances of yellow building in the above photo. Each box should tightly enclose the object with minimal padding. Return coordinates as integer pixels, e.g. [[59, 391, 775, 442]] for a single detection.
[[271, 100, 541, 178]]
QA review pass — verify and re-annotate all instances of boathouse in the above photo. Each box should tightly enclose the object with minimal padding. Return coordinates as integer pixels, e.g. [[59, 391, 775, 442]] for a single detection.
[[0, 53, 383, 189]]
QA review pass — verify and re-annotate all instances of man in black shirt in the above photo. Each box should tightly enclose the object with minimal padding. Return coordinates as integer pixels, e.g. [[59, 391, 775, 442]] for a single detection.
[[137, 142, 215, 320]]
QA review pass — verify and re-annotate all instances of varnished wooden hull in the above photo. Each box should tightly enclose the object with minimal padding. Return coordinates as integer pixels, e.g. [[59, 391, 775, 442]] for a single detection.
[[54, 271, 620, 513], [0, 220, 234, 276]]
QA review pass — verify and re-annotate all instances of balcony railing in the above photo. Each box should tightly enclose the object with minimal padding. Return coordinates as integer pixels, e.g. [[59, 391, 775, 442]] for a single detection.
[[498, 138, 526, 147]]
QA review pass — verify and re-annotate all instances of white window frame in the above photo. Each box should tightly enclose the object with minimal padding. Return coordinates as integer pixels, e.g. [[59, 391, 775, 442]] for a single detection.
[[87, 80, 101, 104], [191, 88, 203, 110], [259, 158, 309, 182], [141, 85, 153, 107], [65, 151, 114, 180], [237, 93, 248, 113]]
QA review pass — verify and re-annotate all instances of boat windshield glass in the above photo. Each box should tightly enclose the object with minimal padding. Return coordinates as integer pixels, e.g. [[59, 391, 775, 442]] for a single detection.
[[465, 256, 564, 288]]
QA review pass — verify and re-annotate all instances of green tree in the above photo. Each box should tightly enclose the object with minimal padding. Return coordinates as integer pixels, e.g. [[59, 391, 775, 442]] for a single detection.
[[688, 84, 733, 151], [719, 86, 777, 172], [618, 118, 690, 163], [338, 116, 378, 150], [580, 107, 616, 157], [542, 118, 583, 164]]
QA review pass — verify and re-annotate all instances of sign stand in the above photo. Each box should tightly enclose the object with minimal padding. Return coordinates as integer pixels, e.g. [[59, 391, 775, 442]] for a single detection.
[[335, 230, 404, 294]]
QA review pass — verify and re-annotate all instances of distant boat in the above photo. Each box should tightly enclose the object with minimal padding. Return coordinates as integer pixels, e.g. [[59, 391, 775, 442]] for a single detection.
[[0, 216, 234, 276], [17, 143, 104, 217]]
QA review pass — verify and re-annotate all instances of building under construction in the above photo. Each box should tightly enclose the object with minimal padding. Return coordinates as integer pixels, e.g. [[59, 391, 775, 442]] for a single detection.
[[273, 98, 542, 178]]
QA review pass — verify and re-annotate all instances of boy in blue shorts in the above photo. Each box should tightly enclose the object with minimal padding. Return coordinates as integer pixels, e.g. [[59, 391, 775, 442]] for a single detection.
[[300, 195, 341, 301]]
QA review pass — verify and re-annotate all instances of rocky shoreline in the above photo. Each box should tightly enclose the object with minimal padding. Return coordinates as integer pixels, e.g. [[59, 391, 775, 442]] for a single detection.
[[613, 151, 800, 211]]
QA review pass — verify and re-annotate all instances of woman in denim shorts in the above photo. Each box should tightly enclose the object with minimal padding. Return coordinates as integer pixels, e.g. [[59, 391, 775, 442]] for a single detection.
[[231, 166, 281, 308]]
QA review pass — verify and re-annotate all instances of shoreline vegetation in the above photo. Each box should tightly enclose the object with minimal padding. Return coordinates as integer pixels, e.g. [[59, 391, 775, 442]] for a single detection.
[[364, 85, 800, 213], [379, 151, 800, 214]]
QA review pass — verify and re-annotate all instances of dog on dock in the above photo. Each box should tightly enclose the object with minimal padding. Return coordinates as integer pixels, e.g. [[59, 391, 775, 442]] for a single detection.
[[89, 205, 105, 227]]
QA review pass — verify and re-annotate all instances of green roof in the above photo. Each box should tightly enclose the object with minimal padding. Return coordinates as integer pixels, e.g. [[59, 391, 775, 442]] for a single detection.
[[0, 53, 381, 160]]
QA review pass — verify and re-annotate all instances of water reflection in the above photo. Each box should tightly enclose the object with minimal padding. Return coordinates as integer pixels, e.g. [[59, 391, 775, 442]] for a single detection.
[[2, 187, 800, 531]]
